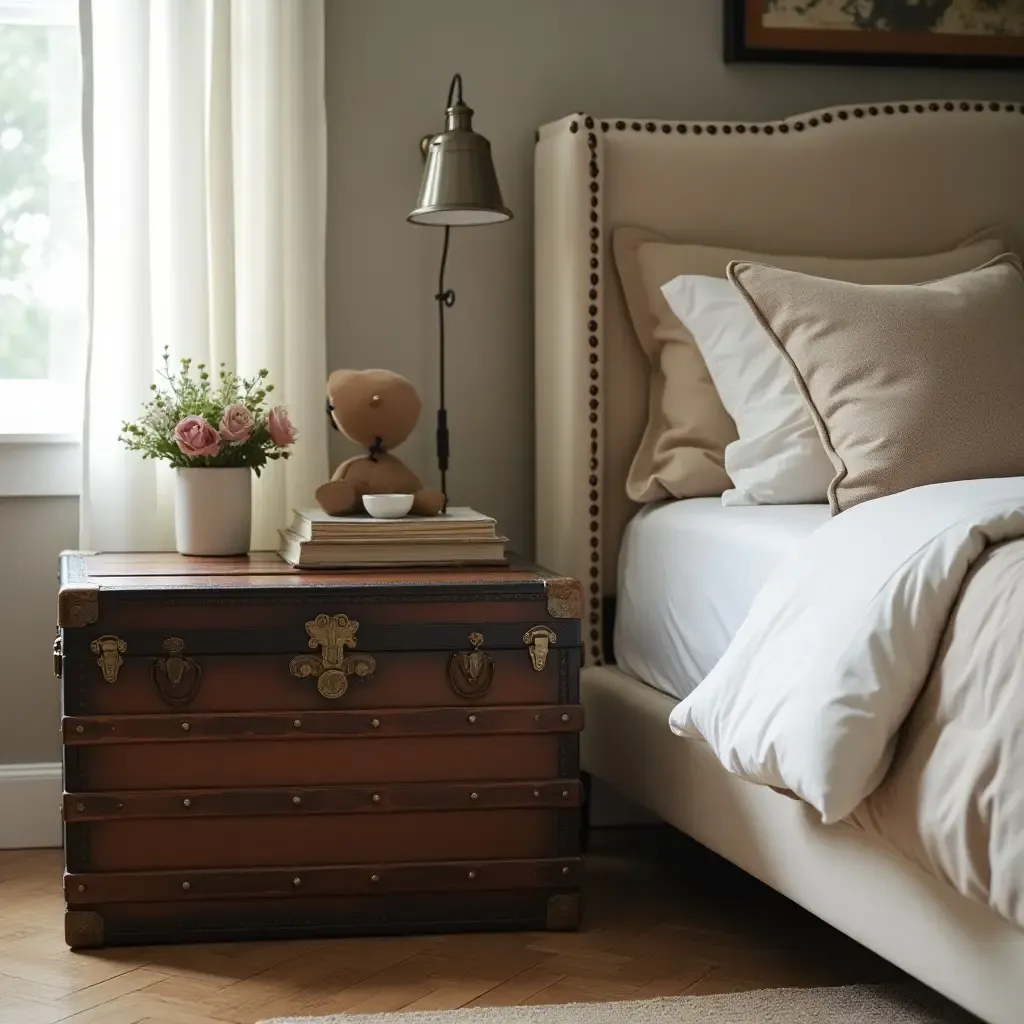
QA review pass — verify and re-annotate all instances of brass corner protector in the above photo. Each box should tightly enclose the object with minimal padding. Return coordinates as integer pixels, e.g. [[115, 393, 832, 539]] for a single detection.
[[65, 910, 105, 950], [58, 586, 99, 628], [545, 577, 583, 620], [546, 892, 581, 932]]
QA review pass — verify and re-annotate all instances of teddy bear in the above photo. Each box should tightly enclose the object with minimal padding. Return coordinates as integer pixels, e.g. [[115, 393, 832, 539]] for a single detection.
[[315, 368, 446, 517]]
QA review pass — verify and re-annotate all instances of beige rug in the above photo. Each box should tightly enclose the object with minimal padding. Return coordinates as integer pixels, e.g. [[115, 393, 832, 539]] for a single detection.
[[260, 983, 978, 1023]]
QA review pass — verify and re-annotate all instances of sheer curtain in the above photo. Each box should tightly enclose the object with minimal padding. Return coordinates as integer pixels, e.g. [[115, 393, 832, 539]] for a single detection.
[[79, 0, 327, 551]]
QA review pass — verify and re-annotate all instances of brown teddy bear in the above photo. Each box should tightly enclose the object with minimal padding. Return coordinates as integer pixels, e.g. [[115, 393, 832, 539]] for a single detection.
[[315, 368, 446, 517]]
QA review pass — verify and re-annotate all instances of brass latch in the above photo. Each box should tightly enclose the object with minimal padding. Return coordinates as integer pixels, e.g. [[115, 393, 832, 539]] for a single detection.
[[449, 632, 494, 698], [53, 634, 63, 678], [89, 635, 127, 683], [290, 613, 376, 699], [152, 638, 202, 707], [523, 625, 556, 672]]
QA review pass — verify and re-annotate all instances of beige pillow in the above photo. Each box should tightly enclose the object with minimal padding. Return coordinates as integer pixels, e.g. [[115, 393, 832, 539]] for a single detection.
[[614, 227, 1009, 504], [728, 253, 1024, 514]]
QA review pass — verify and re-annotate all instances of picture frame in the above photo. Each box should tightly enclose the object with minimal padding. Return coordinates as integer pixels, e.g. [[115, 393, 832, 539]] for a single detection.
[[724, 0, 1024, 69]]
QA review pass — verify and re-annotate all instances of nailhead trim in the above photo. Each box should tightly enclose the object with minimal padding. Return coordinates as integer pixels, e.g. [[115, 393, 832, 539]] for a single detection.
[[586, 127, 603, 664], [564, 99, 1016, 666], [565, 102, 1017, 149]]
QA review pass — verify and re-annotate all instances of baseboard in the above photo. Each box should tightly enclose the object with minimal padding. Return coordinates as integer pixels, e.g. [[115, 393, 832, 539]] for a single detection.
[[0, 763, 63, 850]]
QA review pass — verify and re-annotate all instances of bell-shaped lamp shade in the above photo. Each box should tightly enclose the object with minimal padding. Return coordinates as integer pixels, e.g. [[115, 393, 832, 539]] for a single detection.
[[409, 77, 512, 227]]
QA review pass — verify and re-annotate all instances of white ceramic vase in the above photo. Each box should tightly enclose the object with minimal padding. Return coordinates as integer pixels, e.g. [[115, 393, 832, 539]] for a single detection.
[[174, 468, 252, 556]]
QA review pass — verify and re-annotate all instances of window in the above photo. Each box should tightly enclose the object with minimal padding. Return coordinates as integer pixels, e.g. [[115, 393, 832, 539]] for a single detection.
[[0, 0, 86, 440]]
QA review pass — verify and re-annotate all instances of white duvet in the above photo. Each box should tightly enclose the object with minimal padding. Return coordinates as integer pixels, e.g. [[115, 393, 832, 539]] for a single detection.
[[669, 477, 1024, 825]]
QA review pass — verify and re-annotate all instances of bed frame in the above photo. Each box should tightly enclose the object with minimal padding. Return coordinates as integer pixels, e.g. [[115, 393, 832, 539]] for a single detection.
[[534, 101, 1024, 1024]]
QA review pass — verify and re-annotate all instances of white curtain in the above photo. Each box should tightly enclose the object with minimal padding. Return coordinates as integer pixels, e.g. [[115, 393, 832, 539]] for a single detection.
[[79, 0, 328, 551]]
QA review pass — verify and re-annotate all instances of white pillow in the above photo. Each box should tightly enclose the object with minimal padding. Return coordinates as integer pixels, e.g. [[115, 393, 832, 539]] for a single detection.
[[660, 274, 833, 506]]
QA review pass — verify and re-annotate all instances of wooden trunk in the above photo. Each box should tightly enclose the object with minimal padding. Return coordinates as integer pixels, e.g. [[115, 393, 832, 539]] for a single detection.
[[56, 552, 583, 949]]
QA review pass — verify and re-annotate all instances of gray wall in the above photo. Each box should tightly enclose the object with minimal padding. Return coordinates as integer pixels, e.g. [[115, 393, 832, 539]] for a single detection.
[[2, 498, 78, 763], [5, 0, 1024, 765]]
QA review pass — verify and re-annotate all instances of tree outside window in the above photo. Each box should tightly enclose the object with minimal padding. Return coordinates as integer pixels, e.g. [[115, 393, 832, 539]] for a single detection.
[[0, 0, 85, 434]]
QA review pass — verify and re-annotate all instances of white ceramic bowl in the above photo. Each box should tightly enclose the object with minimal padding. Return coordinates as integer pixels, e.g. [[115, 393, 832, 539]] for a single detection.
[[362, 493, 415, 519]]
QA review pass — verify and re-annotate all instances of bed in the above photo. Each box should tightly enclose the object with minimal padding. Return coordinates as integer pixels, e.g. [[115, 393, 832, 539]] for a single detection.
[[534, 102, 1024, 1024]]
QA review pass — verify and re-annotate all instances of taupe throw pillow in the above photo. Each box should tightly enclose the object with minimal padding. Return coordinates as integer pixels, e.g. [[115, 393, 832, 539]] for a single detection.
[[728, 254, 1024, 514], [613, 226, 1009, 504]]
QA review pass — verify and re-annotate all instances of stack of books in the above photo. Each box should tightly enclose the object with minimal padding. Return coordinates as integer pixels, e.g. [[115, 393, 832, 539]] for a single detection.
[[277, 506, 508, 569]]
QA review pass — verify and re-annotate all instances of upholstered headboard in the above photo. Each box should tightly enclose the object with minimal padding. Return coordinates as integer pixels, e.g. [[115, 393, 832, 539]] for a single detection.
[[534, 100, 1024, 667]]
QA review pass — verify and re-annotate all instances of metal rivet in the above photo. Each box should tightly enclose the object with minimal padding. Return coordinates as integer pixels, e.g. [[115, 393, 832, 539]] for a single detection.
[[371, 874, 380, 883], [77, 883, 86, 893], [292, 796, 301, 806], [75, 725, 84, 734], [182, 798, 191, 808], [76, 802, 85, 812], [533, 790, 540, 798], [182, 881, 191, 891], [562, 790, 569, 798], [562, 866, 570, 876], [292, 877, 302, 887], [181, 722, 190, 732], [468, 870, 477, 880], [371, 718, 380, 729], [372, 793, 381, 803], [293, 719, 302, 728], [534, 714, 541, 722], [468, 714, 477, 724], [561, 713, 570, 722], [470, 792, 478, 800]]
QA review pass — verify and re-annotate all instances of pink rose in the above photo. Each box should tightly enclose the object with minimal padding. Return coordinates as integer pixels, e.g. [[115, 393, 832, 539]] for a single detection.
[[173, 415, 221, 458], [219, 403, 255, 443], [267, 405, 298, 447]]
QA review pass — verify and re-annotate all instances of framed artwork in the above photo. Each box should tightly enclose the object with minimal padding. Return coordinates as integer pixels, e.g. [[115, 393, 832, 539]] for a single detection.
[[725, 0, 1024, 68]]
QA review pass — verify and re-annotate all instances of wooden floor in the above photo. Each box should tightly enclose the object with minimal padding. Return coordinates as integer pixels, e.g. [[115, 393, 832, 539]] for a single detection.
[[0, 827, 907, 1023]]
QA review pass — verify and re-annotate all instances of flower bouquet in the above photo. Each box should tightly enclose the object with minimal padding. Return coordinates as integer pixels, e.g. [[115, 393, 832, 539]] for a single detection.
[[119, 349, 298, 555]]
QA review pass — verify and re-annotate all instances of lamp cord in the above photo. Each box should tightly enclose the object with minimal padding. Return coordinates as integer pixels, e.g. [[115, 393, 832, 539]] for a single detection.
[[432, 71, 462, 514], [435, 225, 454, 510]]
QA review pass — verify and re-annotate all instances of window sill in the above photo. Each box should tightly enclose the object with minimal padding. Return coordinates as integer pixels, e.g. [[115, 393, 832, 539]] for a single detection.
[[0, 380, 82, 496], [0, 437, 81, 497]]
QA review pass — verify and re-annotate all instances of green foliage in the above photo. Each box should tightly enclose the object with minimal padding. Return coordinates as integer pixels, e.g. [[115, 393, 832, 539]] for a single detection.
[[119, 349, 294, 476]]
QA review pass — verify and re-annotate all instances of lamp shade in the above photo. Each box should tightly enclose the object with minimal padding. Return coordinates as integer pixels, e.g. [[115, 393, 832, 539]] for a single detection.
[[409, 86, 511, 227]]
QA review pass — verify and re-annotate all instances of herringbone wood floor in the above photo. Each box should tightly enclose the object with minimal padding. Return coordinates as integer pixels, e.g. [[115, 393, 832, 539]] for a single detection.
[[0, 828, 906, 1023]]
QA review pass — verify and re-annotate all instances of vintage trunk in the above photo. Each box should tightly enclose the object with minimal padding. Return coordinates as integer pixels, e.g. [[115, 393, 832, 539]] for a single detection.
[[55, 552, 583, 949]]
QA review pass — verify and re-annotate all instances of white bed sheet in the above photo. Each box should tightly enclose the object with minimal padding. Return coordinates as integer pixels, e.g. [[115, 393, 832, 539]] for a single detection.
[[614, 498, 829, 699]]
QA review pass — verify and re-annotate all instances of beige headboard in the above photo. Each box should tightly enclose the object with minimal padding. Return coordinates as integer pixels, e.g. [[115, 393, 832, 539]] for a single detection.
[[534, 100, 1024, 667]]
